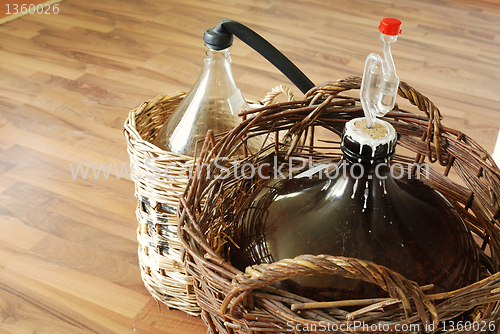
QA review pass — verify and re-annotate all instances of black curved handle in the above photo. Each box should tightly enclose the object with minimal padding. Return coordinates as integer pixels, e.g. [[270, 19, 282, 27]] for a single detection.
[[203, 18, 315, 95]]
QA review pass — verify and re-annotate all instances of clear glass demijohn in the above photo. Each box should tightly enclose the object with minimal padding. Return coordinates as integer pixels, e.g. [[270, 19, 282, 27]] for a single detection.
[[154, 45, 251, 156]]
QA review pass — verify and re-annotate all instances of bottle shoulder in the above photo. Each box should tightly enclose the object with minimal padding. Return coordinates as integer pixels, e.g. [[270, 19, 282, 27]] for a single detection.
[[230, 160, 479, 297]]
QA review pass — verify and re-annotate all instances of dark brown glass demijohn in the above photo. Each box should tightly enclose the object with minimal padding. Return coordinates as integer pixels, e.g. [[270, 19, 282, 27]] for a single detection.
[[229, 117, 479, 301]]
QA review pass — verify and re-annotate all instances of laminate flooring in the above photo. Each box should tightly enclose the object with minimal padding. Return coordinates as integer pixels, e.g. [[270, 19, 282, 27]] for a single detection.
[[0, 0, 499, 333]]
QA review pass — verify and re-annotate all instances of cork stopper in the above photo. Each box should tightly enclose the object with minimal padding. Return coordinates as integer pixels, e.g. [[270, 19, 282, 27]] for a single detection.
[[341, 117, 397, 163], [353, 118, 388, 140]]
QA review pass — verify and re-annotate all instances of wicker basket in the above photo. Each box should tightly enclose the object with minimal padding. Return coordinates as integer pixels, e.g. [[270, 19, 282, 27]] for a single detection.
[[124, 86, 295, 315], [177, 76, 500, 332]]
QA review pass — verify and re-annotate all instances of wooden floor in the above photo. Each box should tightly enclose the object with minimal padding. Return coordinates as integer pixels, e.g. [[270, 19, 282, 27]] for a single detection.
[[0, 0, 499, 333]]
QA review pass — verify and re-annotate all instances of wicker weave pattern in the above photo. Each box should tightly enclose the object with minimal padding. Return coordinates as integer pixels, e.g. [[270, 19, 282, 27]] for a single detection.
[[124, 88, 296, 316], [124, 92, 200, 314], [178, 77, 500, 332]]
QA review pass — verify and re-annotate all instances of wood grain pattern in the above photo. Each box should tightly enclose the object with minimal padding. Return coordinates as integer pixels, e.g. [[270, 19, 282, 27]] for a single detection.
[[0, 0, 499, 333]]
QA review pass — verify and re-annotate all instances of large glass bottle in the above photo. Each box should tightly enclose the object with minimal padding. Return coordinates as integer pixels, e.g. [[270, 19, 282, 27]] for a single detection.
[[229, 117, 479, 301], [154, 42, 250, 156], [154, 18, 318, 155]]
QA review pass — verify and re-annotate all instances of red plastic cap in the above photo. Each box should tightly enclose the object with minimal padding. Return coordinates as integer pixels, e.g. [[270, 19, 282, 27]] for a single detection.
[[378, 18, 402, 36]]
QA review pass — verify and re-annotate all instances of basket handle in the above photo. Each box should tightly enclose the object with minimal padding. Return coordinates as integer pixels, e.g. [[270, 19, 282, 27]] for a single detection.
[[260, 84, 296, 106], [221, 254, 437, 327], [246, 84, 296, 108], [397, 80, 445, 165]]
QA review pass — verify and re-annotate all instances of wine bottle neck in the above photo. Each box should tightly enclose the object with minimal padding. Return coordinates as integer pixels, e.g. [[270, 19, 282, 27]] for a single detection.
[[200, 46, 236, 88], [205, 45, 231, 60], [341, 117, 397, 164]]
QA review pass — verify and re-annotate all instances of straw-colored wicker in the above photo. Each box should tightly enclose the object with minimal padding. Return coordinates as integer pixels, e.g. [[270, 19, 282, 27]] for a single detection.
[[124, 86, 295, 315], [177, 76, 500, 332]]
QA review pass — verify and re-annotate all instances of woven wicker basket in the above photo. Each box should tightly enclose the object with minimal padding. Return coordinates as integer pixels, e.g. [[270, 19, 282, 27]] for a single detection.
[[177, 76, 500, 332], [124, 86, 295, 315]]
